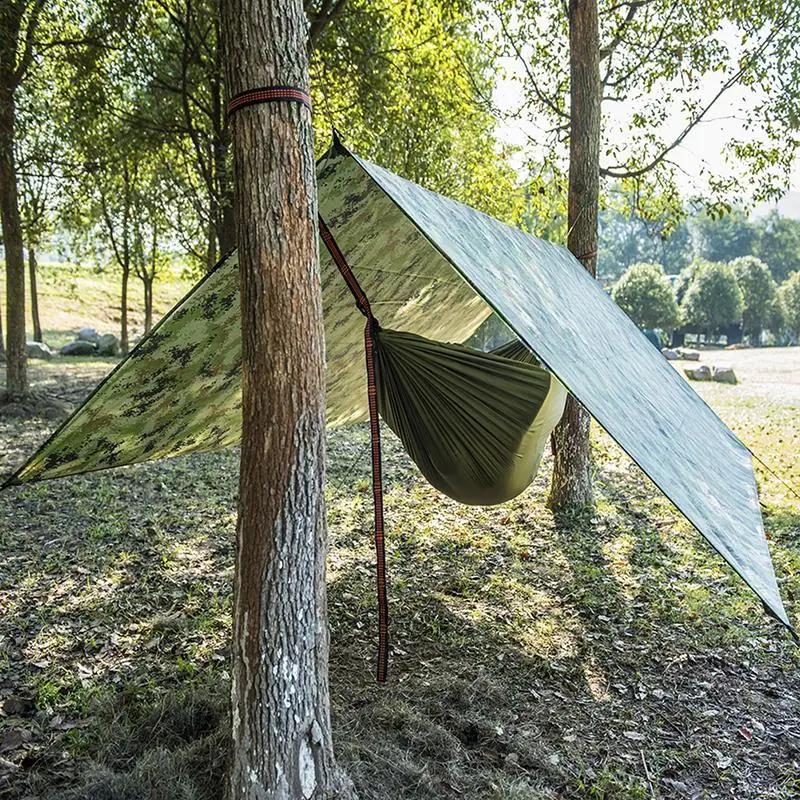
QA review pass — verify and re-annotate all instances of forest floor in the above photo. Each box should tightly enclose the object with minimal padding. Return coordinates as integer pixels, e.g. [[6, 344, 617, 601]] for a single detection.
[[0, 348, 799, 800]]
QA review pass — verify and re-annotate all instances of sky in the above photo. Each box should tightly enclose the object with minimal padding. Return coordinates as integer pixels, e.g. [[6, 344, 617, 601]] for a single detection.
[[491, 42, 800, 219]]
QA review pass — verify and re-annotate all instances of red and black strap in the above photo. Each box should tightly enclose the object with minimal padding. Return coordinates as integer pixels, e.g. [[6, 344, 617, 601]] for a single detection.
[[227, 86, 311, 116], [319, 216, 390, 683]]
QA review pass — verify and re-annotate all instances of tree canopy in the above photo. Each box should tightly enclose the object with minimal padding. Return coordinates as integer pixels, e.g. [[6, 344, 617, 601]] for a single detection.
[[680, 261, 744, 333], [731, 256, 780, 342], [612, 262, 680, 331]]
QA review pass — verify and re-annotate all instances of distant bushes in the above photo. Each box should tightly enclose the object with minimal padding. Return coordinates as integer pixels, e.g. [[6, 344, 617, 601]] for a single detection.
[[611, 263, 680, 331], [613, 256, 798, 345]]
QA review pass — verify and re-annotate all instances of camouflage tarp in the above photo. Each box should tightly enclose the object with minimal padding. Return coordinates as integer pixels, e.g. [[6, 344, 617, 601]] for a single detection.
[[3, 136, 791, 633]]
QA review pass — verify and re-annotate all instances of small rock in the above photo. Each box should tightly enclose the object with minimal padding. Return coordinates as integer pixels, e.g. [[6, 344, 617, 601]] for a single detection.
[[677, 347, 701, 361], [713, 366, 737, 385], [25, 341, 52, 360], [661, 348, 680, 360], [60, 340, 97, 356], [77, 327, 100, 343], [684, 365, 712, 381], [96, 333, 119, 357]]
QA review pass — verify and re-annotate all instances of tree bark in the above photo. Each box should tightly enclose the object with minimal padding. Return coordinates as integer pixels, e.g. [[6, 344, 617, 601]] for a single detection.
[[221, 1, 352, 798], [120, 263, 129, 356], [142, 274, 153, 334], [0, 87, 28, 397], [548, 0, 600, 510], [28, 244, 42, 342], [206, 218, 217, 271]]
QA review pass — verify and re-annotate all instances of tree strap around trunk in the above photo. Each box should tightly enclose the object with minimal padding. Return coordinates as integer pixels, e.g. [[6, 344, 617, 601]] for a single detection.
[[319, 216, 390, 683], [227, 86, 312, 116]]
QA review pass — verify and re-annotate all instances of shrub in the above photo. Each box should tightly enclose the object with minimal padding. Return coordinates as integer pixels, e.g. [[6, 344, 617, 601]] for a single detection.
[[611, 262, 680, 331], [680, 261, 743, 333], [731, 256, 779, 343], [779, 271, 800, 340]]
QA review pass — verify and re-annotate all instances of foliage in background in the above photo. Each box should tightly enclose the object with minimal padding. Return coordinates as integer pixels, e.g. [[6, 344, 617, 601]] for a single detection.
[[600, 205, 800, 284], [731, 256, 780, 343], [680, 261, 743, 333], [756, 211, 800, 282], [611, 263, 680, 331], [488, 0, 800, 227], [780, 271, 800, 340], [310, 0, 522, 224]]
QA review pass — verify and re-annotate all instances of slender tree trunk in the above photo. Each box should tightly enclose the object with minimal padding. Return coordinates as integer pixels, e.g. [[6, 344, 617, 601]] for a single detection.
[[28, 244, 42, 342], [206, 219, 217, 271], [120, 263, 129, 356], [0, 87, 27, 397], [548, 0, 600, 510], [143, 275, 153, 334], [0, 302, 5, 360], [222, 1, 352, 798]]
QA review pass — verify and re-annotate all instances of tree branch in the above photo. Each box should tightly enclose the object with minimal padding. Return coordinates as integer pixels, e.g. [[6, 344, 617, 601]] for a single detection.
[[600, 22, 784, 179]]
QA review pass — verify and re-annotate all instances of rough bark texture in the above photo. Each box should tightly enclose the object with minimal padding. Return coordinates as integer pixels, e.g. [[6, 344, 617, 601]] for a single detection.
[[28, 245, 42, 342], [221, 2, 352, 798], [548, 0, 600, 510], [0, 86, 27, 397]]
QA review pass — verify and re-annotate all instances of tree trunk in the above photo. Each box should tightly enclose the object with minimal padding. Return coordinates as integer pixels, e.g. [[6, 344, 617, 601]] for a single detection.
[[143, 274, 153, 334], [206, 219, 217, 271], [0, 87, 28, 397], [0, 301, 5, 360], [221, 1, 352, 798], [548, 0, 600, 510], [28, 244, 42, 343], [218, 184, 236, 254], [120, 263, 129, 356]]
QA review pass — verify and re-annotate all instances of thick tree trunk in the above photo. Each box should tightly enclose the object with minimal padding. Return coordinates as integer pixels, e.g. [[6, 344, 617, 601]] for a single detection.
[[548, 0, 600, 510], [221, 1, 352, 798], [28, 245, 42, 342], [120, 264, 129, 356], [0, 88, 28, 397]]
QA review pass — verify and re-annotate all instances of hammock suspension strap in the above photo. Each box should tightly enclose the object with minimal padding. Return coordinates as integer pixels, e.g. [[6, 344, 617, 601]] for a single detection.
[[227, 86, 312, 116], [319, 216, 389, 683]]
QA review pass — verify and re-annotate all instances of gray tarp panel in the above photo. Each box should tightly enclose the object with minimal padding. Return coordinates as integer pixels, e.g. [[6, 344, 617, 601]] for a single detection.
[[332, 141, 789, 631], [3, 137, 791, 633]]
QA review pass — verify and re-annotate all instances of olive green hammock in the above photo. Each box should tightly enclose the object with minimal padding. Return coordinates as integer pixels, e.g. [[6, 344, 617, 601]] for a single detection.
[[320, 220, 566, 679]]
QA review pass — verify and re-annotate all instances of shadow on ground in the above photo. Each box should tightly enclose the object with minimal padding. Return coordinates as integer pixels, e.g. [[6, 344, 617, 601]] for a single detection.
[[0, 366, 798, 800]]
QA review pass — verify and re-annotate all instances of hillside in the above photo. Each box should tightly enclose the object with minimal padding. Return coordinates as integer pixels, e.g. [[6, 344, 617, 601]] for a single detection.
[[0, 261, 195, 350]]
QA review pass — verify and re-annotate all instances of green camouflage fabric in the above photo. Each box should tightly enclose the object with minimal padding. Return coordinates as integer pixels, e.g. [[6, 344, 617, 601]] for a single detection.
[[4, 137, 792, 637], [4, 141, 492, 486]]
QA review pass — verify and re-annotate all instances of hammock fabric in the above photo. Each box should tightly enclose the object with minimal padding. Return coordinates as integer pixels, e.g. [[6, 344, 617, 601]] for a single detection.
[[375, 329, 566, 506], [320, 217, 566, 678]]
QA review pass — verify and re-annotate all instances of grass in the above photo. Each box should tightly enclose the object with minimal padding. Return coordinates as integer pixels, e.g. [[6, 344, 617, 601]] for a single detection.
[[0, 259, 194, 349], [0, 347, 798, 798]]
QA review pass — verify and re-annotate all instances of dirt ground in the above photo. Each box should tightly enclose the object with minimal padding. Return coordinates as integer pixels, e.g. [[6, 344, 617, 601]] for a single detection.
[[0, 347, 798, 799]]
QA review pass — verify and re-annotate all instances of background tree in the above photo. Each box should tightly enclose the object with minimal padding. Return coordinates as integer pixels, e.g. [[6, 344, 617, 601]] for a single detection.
[[691, 209, 758, 264], [779, 271, 800, 341], [680, 261, 743, 335], [16, 78, 66, 344], [491, 0, 800, 507], [756, 210, 800, 282], [0, 0, 38, 397], [612, 262, 680, 331], [221, 0, 352, 796], [731, 256, 779, 344]]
